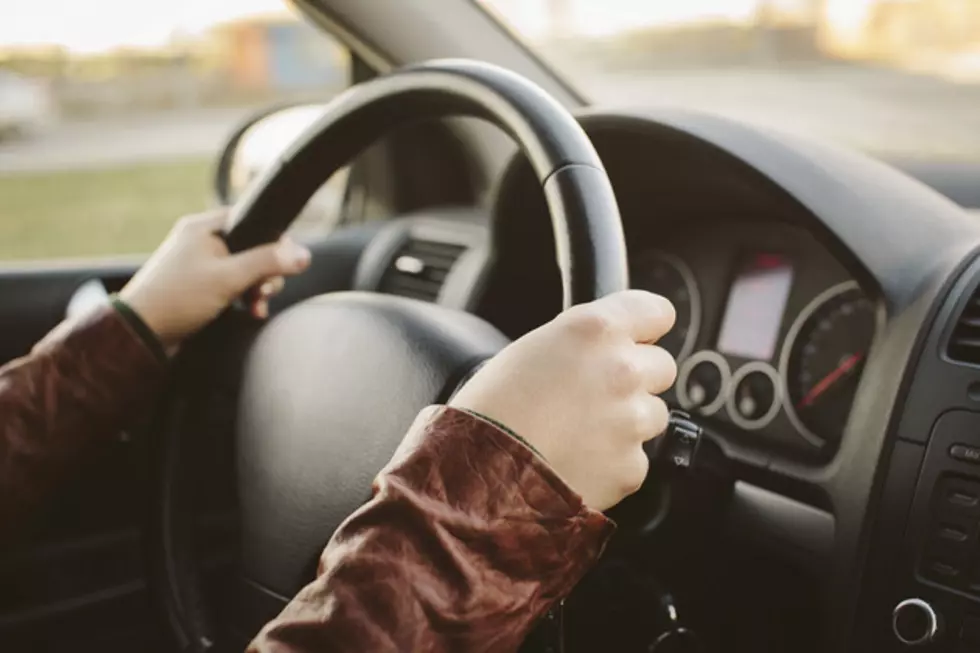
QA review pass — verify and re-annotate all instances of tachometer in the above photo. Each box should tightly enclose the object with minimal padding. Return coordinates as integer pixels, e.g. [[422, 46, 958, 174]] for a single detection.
[[781, 282, 878, 447], [632, 251, 701, 360]]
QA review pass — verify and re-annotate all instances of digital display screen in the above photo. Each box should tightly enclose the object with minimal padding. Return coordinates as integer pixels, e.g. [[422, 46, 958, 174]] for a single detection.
[[716, 253, 794, 360]]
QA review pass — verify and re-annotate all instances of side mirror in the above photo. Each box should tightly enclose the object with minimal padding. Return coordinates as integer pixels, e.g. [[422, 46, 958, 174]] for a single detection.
[[214, 103, 322, 205], [214, 103, 352, 236]]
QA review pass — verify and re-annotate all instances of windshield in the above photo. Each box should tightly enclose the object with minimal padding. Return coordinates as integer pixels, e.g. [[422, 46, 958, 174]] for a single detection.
[[0, 0, 352, 261], [481, 0, 980, 162]]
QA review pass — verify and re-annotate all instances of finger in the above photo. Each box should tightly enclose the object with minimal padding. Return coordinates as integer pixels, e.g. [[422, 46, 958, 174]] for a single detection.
[[623, 394, 670, 443], [225, 238, 311, 293], [177, 209, 229, 234], [250, 298, 270, 320], [633, 344, 677, 394], [619, 446, 651, 500], [258, 276, 286, 298], [595, 290, 676, 344], [637, 395, 670, 442]]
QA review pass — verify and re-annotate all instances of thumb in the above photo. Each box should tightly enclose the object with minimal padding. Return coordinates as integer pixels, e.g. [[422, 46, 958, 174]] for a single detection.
[[225, 238, 311, 293]]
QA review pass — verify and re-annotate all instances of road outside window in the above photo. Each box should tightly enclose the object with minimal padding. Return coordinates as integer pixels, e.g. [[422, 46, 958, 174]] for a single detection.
[[483, 0, 980, 162], [0, 0, 350, 261]]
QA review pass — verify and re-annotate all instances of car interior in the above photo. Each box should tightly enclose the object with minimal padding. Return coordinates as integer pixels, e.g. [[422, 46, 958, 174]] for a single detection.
[[3, 1, 980, 652]]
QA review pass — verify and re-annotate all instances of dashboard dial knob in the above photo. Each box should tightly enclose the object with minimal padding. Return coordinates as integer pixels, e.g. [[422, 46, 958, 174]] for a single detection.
[[892, 598, 941, 646]]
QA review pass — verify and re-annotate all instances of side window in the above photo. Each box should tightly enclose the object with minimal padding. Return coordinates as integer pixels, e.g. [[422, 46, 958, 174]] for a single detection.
[[0, 10, 352, 261]]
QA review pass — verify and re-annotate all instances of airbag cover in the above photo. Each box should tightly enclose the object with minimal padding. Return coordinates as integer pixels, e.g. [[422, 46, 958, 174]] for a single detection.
[[235, 292, 507, 597]]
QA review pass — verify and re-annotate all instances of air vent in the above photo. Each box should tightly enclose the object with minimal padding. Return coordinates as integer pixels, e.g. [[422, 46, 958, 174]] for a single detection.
[[378, 238, 467, 302], [948, 290, 980, 364]]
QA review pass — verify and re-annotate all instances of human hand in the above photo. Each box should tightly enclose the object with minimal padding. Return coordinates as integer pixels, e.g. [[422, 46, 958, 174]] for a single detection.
[[450, 290, 677, 511], [120, 210, 311, 353]]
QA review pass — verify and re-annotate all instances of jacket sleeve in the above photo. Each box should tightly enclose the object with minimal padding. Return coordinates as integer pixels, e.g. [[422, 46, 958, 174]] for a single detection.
[[248, 405, 615, 653], [0, 305, 166, 539]]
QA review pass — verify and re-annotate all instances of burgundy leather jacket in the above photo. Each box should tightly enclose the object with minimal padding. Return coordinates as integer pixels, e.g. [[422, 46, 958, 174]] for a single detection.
[[0, 305, 614, 651]]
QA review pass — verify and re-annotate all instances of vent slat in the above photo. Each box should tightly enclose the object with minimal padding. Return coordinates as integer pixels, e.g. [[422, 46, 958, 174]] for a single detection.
[[948, 288, 980, 365], [378, 236, 467, 303], [385, 276, 443, 296]]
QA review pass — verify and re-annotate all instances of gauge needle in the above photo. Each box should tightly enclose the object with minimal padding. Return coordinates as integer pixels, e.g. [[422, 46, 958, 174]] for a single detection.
[[798, 352, 865, 409]]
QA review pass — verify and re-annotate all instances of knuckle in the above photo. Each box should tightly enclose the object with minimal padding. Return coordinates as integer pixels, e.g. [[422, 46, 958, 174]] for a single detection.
[[664, 353, 679, 387], [628, 399, 655, 437], [626, 396, 668, 439], [608, 351, 642, 393], [623, 288, 658, 305], [561, 305, 615, 341], [623, 287, 666, 310], [630, 291, 676, 340], [649, 396, 670, 434], [652, 347, 679, 389], [654, 294, 677, 329]]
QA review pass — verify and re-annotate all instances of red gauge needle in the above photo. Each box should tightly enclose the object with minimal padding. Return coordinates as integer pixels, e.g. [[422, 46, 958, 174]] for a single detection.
[[798, 352, 865, 409]]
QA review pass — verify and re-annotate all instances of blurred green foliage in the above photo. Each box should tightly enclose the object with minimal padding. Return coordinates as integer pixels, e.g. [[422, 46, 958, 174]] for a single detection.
[[0, 157, 211, 261]]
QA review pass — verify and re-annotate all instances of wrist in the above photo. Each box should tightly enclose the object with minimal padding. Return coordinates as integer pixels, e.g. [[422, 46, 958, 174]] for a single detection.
[[110, 295, 173, 362], [117, 286, 181, 354]]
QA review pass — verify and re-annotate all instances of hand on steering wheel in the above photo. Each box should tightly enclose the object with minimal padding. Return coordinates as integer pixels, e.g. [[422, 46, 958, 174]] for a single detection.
[[121, 210, 311, 352], [152, 59, 635, 651], [452, 290, 677, 510]]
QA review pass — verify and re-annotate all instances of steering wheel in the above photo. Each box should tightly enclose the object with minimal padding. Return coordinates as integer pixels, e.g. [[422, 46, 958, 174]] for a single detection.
[[148, 59, 628, 651]]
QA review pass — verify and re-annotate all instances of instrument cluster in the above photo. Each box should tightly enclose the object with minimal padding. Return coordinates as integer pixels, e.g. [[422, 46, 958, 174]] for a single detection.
[[635, 221, 881, 457]]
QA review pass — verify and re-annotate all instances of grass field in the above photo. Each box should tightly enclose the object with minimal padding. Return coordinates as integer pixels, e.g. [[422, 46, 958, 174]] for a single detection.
[[0, 157, 212, 261]]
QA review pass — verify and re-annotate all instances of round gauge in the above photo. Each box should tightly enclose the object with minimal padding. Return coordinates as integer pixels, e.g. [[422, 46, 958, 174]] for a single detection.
[[631, 252, 701, 360], [781, 283, 879, 446], [677, 351, 731, 416], [727, 362, 782, 430]]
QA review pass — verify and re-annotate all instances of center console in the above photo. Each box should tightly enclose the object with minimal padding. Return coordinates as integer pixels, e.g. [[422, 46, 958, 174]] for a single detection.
[[856, 255, 980, 652]]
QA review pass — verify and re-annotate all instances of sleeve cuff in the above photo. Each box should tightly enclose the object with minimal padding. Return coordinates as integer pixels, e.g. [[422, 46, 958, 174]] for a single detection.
[[456, 408, 547, 461], [110, 296, 169, 364]]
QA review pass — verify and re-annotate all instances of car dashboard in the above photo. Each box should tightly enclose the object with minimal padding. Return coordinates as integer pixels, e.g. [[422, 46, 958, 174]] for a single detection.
[[633, 220, 878, 460], [358, 111, 891, 468], [335, 111, 903, 650]]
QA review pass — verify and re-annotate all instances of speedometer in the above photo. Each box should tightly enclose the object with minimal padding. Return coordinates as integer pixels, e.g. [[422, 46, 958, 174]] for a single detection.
[[781, 282, 878, 447], [631, 251, 701, 361]]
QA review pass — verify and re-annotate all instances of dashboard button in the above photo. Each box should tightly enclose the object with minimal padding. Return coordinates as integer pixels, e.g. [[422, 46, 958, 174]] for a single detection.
[[938, 524, 971, 543], [952, 444, 980, 465], [926, 513, 976, 567], [940, 478, 980, 517], [893, 598, 942, 646], [924, 559, 963, 582]]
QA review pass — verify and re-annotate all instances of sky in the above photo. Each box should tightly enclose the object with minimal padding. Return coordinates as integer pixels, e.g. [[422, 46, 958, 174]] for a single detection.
[[0, 0, 882, 53], [487, 0, 882, 39], [0, 0, 287, 52]]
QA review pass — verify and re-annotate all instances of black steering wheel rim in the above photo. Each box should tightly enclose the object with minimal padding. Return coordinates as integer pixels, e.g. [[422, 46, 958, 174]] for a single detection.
[[149, 59, 629, 652], [223, 58, 628, 306]]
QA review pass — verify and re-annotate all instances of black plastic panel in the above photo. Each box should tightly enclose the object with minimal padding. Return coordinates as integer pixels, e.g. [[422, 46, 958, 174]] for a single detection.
[[898, 258, 980, 446], [855, 254, 980, 651], [903, 413, 980, 601]]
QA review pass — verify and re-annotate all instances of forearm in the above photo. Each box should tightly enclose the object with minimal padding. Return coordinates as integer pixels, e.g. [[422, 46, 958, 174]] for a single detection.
[[248, 406, 614, 653], [0, 305, 166, 538]]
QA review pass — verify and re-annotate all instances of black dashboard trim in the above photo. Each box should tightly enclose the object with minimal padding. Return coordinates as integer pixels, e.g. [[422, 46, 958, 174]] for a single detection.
[[484, 108, 980, 651]]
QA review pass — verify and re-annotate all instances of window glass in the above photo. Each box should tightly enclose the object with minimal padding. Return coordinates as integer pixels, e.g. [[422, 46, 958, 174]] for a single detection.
[[483, 0, 980, 163], [0, 1, 350, 261]]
